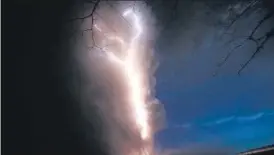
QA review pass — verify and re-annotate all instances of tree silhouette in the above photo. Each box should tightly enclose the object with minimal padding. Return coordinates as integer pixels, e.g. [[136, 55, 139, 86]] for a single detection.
[[216, 0, 274, 75], [146, 0, 274, 75]]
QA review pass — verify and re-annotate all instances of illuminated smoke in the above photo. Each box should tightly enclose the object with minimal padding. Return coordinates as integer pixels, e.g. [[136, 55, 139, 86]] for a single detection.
[[103, 8, 150, 140], [96, 6, 151, 143], [77, 2, 158, 155]]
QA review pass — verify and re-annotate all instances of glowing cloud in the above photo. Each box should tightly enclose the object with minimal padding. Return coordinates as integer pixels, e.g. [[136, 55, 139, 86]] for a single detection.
[[91, 6, 154, 155]]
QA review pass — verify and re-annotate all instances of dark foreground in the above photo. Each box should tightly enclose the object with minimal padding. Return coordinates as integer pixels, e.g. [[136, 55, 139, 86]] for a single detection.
[[3, 0, 107, 154]]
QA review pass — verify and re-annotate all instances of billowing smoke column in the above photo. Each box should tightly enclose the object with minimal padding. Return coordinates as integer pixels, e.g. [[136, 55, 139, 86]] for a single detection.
[[97, 8, 150, 140], [76, 1, 163, 155], [93, 7, 153, 155]]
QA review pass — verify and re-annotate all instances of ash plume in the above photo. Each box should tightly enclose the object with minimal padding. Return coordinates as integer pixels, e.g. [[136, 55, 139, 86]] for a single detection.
[[68, 1, 162, 155]]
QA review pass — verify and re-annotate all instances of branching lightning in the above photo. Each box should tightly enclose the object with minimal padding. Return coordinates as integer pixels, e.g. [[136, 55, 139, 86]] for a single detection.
[[92, 7, 154, 155]]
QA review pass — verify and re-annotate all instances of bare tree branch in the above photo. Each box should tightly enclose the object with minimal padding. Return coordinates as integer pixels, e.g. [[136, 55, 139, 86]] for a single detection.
[[216, 12, 274, 75], [238, 27, 274, 75], [218, 44, 244, 67], [69, 0, 100, 22], [249, 12, 273, 37], [82, 28, 93, 33], [225, 0, 259, 31], [91, 17, 97, 46], [217, 36, 257, 69]]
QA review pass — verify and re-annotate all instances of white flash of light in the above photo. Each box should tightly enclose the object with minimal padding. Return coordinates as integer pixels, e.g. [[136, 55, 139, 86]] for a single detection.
[[94, 8, 150, 140], [122, 8, 149, 140], [94, 24, 102, 32], [93, 6, 153, 155]]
